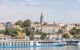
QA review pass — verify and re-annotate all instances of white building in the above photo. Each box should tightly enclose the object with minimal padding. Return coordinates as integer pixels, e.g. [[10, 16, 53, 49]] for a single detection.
[[31, 22, 60, 34], [66, 24, 75, 31], [0, 23, 5, 30]]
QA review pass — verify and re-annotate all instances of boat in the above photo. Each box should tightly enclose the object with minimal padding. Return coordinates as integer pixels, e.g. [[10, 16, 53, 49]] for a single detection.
[[0, 40, 65, 48], [66, 39, 80, 46], [38, 41, 65, 47], [0, 36, 65, 48]]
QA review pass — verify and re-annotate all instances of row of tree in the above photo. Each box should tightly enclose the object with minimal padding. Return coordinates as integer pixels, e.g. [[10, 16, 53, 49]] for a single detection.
[[0, 20, 32, 38], [62, 27, 80, 39]]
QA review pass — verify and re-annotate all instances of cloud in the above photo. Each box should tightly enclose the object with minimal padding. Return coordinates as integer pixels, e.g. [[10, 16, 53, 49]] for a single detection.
[[0, 0, 42, 22], [0, 0, 80, 23]]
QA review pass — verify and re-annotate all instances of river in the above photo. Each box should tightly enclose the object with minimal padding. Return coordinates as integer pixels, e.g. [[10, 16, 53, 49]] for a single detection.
[[0, 46, 80, 50]]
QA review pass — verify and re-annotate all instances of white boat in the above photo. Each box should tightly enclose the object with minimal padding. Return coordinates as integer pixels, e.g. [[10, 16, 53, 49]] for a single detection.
[[66, 39, 80, 46], [73, 42, 80, 46], [29, 41, 41, 47], [0, 37, 65, 48]]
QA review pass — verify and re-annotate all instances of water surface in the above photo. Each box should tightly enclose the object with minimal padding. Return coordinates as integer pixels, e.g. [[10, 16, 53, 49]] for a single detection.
[[0, 46, 80, 50]]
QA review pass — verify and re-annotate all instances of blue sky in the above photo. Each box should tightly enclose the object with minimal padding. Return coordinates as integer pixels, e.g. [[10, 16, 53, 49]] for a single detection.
[[0, 0, 80, 24]]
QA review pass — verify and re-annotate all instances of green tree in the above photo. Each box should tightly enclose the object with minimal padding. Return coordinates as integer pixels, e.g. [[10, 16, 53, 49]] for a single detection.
[[10, 29, 18, 37], [25, 27, 34, 40], [23, 20, 31, 27], [40, 33, 47, 40], [62, 33, 70, 39], [4, 28, 18, 37], [15, 20, 24, 28], [76, 29, 80, 35], [58, 29, 63, 34], [23, 19, 32, 37], [0, 30, 6, 34], [25, 28, 32, 36], [70, 27, 77, 35], [31, 27, 35, 40]]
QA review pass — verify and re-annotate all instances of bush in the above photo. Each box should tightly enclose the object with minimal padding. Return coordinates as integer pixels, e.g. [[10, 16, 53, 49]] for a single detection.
[[40, 33, 47, 40]]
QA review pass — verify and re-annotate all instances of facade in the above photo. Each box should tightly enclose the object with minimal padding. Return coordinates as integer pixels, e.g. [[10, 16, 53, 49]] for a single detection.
[[66, 24, 75, 31], [5, 22, 13, 30], [31, 22, 60, 34], [75, 24, 80, 29], [0, 23, 5, 30], [48, 34, 62, 40]]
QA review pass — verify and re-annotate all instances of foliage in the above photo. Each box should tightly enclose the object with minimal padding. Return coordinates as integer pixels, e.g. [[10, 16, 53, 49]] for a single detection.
[[70, 27, 80, 35], [35, 32, 43, 35], [10, 29, 18, 37], [0, 19, 32, 38], [15, 20, 24, 28], [40, 33, 47, 40], [57, 29, 63, 34], [15, 19, 32, 28], [0, 30, 6, 34], [69, 27, 77, 35], [15, 19, 32, 37], [3, 28, 18, 37], [23, 19, 32, 27], [32, 27, 35, 32], [76, 29, 80, 35], [25, 28, 32, 36], [25, 27, 35, 40], [62, 33, 70, 39]]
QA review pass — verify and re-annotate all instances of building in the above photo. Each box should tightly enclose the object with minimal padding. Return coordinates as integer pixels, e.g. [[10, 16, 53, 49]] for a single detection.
[[75, 24, 80, 29], [31, 22, 60, 34], [66, 24, 75, 31], [5, 22, 13, 29], [0, 23, 5, 30]]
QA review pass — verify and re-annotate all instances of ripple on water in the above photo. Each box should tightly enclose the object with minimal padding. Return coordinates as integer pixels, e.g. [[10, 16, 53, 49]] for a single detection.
[[0, 46, 80, 50]]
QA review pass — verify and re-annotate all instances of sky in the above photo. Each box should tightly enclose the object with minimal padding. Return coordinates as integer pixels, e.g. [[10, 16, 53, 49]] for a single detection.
[[0, 0, 80, 24]]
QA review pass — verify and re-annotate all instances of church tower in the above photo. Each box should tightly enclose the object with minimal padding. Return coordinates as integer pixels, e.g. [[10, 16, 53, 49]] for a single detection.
[[40, 13, 44, 33], [40, 13, 44, 25]]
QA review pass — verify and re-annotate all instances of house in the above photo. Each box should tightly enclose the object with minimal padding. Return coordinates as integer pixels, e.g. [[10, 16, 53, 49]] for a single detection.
[[75, 24, 80, 29], [31, 22, 60, 34], [66, 24, 75, 31], [0, 23, 5, 30]]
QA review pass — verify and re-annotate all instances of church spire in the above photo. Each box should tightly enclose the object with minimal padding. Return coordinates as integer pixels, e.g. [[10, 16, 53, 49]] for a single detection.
[[40, 13, 44, 24]]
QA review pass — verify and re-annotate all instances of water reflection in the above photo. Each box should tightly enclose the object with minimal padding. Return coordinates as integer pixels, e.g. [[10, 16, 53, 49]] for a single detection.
[[0, 46, 80, 50]]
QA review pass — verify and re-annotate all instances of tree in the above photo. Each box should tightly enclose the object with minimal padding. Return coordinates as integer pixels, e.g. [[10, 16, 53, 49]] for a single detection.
[[76, 29, 80, 35], [23, 19, 32, 27], [0, 30, 6, 34], [40, 33, 47, 40], [15, 20, 24, 28], [3, 28, 18, 37], [23, 19, 32, 38], [32, 27, 35, 32], [25, 27, 34, 40], [70, 29, 77, 35], [69, 27, 80, 35], [25, 28, 32, 36], [57, 29, 63, 34], [10, 29, 18, 37], [15, 19, 32, 37], [30, 27, 35, 40], [62, 33, 70, 39]]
